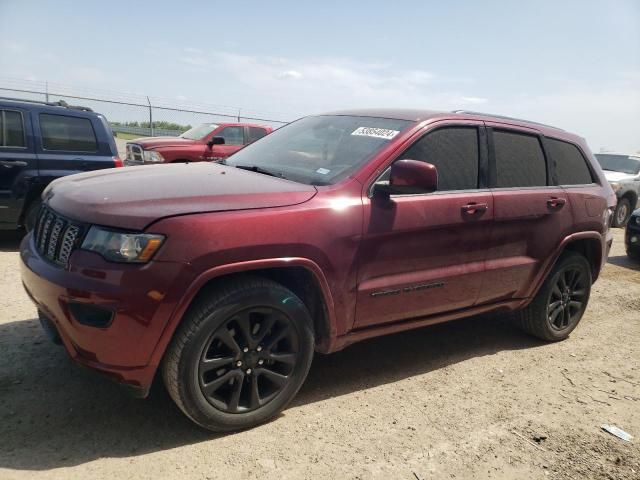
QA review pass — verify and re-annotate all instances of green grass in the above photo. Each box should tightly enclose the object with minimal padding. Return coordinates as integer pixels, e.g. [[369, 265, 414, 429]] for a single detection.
[[114, 132, 142, 140]]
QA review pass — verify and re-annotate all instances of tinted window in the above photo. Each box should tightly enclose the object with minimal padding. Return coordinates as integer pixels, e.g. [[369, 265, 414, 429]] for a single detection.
[[0, 110, 26, 147], [401, 127, 479, 191], [217, 126, 244, 145], [493, 130, 546, 187], [40, 114, 97, 151], [547, 138, 593, 185], [248, 127, 268, 143]]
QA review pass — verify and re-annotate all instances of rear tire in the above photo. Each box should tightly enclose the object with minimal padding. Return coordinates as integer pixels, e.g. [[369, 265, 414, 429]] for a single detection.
[[514, 252, 592, 342], [162, 276, 314, 432], [612, 198, 631, 227]]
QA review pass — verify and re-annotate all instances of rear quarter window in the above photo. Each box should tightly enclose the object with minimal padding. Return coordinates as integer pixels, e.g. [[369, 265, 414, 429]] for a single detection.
[[546, 138, 594, 185], [493, 130, 547, 188], [40, 113, 98, 152]]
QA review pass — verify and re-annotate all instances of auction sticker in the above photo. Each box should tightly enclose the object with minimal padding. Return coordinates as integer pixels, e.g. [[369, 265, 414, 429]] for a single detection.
[[351, 127, 400, 140]]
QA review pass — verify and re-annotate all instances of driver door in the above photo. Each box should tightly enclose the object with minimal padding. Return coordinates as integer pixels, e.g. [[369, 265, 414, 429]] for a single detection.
[[204, 126, 245, 162], [355, 122, 494, 328]]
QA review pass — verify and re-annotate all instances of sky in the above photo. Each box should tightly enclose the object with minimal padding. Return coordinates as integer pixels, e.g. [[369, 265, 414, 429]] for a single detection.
[[0, 0, 639, 152]]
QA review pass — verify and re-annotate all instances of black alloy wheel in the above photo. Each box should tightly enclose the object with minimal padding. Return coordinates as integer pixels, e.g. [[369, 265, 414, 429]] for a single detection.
[[198, 306, 300, 413], [546, 266, 588, 331], [162, 276, 314, 432]]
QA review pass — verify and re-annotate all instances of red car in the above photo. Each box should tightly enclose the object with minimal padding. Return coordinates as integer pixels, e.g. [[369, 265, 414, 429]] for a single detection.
[[21, 109, 615, 431], [124, 122, 272, 165]]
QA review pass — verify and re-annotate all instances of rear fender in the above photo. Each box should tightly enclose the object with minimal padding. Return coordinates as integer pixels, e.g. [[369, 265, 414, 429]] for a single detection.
[[525, 231, 604, 300]]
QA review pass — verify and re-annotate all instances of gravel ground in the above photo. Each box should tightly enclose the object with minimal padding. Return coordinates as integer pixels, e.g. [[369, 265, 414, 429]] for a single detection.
[[0, 228, 638, 479]]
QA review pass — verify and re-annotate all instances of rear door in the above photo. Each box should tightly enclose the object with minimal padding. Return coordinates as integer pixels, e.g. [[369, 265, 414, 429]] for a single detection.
[[33, 110, 116, 179], [477, 123, 573, 304], [0, 107, 36, 228], [355, 121, 494, 328]]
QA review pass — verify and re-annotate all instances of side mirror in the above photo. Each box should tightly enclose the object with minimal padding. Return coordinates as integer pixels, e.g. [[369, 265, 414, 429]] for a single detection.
[[207, 136, 225, 148], [373, 159, 438, 197]]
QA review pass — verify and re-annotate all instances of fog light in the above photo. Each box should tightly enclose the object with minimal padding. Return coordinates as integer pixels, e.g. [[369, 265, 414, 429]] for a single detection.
[[68, 303, 114, 328], [631, 236, 638, 244]]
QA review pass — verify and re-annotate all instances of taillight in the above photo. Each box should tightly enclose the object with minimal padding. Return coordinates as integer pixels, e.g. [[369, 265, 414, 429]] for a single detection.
[[112, 156, 124, 168]]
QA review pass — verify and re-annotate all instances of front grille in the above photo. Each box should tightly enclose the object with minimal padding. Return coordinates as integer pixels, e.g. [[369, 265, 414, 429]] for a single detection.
[[33, 206, 85, 267], [126, 143, 144, 163]]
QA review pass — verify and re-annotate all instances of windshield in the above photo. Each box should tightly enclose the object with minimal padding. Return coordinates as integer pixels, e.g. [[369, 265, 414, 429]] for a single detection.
[[180, 123, 219, 140], [225, 115, 413, 185], [595, 154, 640, 175]]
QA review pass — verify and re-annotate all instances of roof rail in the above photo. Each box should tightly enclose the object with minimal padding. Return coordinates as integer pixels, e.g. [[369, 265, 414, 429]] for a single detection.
[[452, 110, 563, 131], [0, 96, 93, 112]]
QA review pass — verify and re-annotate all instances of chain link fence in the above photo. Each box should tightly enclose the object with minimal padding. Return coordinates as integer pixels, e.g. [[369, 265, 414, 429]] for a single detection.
[[0, 78, 290, 139]]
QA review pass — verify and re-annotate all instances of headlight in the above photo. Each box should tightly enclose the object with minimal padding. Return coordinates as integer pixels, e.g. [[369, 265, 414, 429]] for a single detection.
[[635, 216, 640, 226], [81, 226, 165, 263], [143, 150, 165, 163], [609, 182, 621, 192]]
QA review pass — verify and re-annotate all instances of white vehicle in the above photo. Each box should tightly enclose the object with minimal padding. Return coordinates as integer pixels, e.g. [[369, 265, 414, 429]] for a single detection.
[[595, 153, 640, 227]]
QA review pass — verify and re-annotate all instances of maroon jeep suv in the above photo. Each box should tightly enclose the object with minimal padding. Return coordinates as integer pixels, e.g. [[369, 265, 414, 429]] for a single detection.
[[21, 109, 615, 431]]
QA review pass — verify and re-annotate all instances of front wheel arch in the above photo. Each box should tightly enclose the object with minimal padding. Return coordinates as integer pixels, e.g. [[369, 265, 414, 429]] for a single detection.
[[147, 259, 337, 382]]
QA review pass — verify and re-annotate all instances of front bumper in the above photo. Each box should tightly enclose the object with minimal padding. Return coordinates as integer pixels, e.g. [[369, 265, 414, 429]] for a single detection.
[[20, 232, 191, 395]]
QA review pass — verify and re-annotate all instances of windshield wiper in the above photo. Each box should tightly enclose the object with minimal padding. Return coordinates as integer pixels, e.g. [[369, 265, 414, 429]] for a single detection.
[[233, 164, 286, 179]]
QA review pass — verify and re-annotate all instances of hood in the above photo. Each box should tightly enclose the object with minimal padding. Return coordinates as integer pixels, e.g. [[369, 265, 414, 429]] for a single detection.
[[45, 163, 317, 230], [603, 170, 636, 182], [129, 136, 197, 149]]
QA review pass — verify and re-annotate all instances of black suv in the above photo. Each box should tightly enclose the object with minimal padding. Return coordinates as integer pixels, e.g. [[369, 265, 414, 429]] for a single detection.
[[0, 98, 122, 231]]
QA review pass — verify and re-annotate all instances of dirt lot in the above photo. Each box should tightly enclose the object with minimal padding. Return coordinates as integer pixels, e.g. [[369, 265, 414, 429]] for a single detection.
[[0, 228, 638, 479]]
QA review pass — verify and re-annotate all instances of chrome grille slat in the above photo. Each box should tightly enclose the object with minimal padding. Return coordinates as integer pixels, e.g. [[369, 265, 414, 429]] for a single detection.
[[58, 225, 80, 265], [46, 218, 65, 260], [38, 212, 54, 252], [32, 206, 84, 267]]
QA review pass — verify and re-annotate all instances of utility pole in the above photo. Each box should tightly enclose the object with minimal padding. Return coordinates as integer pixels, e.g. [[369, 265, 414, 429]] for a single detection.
[[147, 96, 154, 136], [45, 81, 49, 102]]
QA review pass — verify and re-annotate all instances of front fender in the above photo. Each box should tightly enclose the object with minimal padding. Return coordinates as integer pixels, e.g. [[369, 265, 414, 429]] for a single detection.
[[145, 257, 338, 373]]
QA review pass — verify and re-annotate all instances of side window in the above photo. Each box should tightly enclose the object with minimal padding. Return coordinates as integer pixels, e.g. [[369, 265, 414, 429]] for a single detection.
[[0, 110, 26, 147], [546, 138, 593, 185], [217, 126, 244, 145], [493, 130, 547, 188], [247, 127, 268, 144], [401, 126, 479, 191], [40, 114, 97, 152]]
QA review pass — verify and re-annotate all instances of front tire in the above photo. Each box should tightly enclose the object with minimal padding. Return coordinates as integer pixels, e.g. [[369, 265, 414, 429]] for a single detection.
[[514, 252, 592, 342], [162, 276, 314, 432], [613, 198, 631, 227]]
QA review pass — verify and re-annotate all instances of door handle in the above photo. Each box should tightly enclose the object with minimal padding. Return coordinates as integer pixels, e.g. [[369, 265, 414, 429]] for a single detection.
[[547, 197, 567, 209], [461, 202, 488, 215], [0, 160, 28, 168]]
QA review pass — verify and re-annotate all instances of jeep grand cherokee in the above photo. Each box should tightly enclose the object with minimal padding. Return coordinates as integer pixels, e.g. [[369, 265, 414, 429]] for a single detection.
[[21, 109, 615, 431]]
